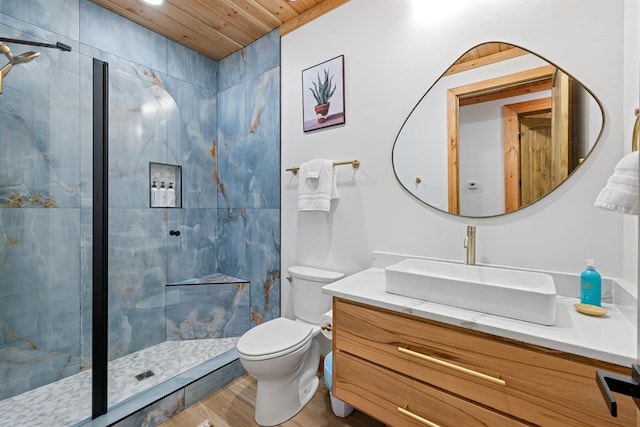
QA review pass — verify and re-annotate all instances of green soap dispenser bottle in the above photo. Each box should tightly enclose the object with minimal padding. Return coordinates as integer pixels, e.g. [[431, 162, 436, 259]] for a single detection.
[[580, 259, 601, 306]]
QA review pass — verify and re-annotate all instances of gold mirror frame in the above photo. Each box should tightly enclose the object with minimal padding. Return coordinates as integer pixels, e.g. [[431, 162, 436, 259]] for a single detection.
[[392, 42, 605, 218]]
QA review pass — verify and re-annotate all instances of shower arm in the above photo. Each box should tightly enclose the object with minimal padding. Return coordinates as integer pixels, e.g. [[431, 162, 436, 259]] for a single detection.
[[0, 37, 71, 52]]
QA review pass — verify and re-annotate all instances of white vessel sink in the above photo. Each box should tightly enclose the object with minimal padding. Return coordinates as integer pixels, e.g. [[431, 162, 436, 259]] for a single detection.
[[385, 259, 557, 325]]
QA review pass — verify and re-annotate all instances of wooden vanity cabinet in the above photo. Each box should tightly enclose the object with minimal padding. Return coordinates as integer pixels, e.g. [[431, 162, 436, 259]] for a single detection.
[[332, 298, 635, 426]]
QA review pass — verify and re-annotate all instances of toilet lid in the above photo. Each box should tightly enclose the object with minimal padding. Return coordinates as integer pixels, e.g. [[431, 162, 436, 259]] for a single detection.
[[287, 266, 344, 282], [237, 317, 312, 358]]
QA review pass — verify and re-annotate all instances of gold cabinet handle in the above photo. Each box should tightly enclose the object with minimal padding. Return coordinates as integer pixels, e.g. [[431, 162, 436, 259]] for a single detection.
[[397, 406, 441, 427], [397, 347, 506, 387]]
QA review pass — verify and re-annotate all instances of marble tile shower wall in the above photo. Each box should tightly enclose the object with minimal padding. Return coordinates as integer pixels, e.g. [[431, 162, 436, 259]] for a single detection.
[[216, 29, 281, 326], [0, 0, 280, 401]]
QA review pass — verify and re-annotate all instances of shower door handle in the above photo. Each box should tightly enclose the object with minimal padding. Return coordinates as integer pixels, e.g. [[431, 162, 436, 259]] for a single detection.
[[169, 230, 180, 236]]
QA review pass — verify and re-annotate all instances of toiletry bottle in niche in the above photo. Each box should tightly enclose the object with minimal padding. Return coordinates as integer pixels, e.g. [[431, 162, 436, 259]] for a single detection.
[[580, 259, 601, 306], [158, 181, 167, 207], [167, 182, 175, 207], [151, 181, 158, 207]]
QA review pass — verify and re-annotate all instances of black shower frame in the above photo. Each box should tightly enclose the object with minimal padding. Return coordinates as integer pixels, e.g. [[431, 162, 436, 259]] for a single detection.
[[92, 58, 109, 419]]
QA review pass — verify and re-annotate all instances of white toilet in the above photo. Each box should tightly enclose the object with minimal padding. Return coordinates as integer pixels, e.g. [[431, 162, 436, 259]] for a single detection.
[[237, 265, 344, 426]]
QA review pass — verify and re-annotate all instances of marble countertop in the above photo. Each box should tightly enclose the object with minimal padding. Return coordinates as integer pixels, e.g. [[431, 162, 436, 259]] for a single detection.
[[322, 267, 636, 367]]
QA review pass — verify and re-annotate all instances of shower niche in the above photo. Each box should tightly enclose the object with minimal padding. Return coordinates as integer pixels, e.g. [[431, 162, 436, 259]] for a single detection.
[[149, 162, 182, 208]]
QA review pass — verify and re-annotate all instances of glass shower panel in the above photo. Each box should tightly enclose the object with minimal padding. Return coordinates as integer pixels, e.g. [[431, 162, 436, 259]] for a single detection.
[[0, 29, 89, 425], [107, 65, 183, 406]]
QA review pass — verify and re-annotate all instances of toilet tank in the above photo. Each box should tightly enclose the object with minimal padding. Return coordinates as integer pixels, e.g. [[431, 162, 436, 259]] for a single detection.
[[288, 266, 344, 324]]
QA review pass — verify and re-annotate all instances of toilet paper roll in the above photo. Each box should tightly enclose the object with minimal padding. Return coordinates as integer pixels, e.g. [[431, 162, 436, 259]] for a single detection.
[[320, 310, 333, 340]]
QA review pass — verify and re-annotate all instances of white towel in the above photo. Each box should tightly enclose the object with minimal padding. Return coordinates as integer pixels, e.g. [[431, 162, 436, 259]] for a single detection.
[[297, 159, 338, 212], [594, 151, 639, 215], [304, 161, 322, 179]]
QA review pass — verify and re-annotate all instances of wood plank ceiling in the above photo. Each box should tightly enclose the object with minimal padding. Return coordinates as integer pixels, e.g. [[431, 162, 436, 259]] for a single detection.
[[90, 0, 349, 60]]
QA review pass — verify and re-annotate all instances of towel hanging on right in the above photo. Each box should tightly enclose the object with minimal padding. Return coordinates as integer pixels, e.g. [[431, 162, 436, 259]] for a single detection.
[[297, 159, 339, 212], [594, 151, 638, 215]]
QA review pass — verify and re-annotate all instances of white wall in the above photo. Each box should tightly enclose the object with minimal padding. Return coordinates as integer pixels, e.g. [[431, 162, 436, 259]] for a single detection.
[[281, 0, 634, 317]]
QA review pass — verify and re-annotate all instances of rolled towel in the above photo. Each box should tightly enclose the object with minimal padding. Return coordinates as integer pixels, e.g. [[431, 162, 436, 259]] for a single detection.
[[594, 151, 639, 215]]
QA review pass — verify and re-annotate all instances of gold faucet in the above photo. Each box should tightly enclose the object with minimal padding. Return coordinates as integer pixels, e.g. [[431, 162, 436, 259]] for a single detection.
[[464, 225, 476, 265]]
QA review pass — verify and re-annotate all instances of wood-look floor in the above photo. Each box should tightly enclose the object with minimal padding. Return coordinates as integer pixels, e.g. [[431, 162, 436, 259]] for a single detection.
[[160, 374, 384, 427]]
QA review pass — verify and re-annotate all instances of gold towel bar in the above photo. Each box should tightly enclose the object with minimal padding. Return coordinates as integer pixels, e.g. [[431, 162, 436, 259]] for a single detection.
[[286, 160, 360, 175]]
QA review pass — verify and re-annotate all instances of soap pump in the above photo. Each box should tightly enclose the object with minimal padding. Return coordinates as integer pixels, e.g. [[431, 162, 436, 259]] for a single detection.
[[158, 181, 167, 206], [167, 182, 175, 207], [580, 259, 601, 306], [151, 181, 158, 206]]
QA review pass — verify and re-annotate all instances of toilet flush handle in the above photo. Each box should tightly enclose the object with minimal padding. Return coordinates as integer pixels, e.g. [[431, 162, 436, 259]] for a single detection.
[[286, 276, 292, 283]]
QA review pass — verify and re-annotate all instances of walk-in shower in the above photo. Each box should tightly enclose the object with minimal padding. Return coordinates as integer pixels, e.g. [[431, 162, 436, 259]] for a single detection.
[[0, 2, 282, 422], [0, 33, 248, 425]]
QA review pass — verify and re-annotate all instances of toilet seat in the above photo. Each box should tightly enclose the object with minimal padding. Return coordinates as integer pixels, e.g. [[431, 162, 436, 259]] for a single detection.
[[237, 317, 313, 361]]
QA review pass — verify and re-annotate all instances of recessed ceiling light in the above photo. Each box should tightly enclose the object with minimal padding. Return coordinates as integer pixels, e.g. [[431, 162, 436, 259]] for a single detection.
[[143, 0, 163, 5]]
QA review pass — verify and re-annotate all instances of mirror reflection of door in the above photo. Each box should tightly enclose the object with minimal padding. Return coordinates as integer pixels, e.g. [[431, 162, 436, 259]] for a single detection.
[[452, 65, 554, 216], [519, 116, 553, 208], [502, 69, 588, 212], [451, 66, 592, 215], [503, 97, 553, 212]]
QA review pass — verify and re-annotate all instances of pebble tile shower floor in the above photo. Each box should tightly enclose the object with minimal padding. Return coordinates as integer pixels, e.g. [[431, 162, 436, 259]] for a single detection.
[[0, 337, 238, 427]]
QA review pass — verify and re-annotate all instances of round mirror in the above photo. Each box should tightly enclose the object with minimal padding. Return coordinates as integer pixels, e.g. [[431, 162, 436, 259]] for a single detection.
[[392, 42, 604, 217]]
